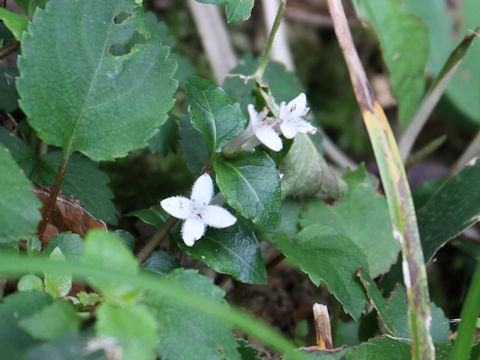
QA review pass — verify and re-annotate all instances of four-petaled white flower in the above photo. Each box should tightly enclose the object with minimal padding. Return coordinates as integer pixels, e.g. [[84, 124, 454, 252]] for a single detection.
[[242, 104, 283, 152], [278, 93, 317, 139], [160, 174, 237, 247]]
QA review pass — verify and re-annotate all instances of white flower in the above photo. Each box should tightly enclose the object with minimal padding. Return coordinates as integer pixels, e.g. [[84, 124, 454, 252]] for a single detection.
[[160, 174, 237, 247], [242, 104, 283, 152], [278, 93, 317, 139]]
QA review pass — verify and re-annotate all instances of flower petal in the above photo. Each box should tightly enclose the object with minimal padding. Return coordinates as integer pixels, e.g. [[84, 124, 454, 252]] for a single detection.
[[279, 101, 290, 122], [160, 196, 192, 220], [182, 218, 206, 246], [297, 120, 317, 135], [255, 125, 283, 151], [191, 173, 213, 207], [288, 93, 307, 117], [203, 205, 237, 228], [280, 120, 299, 139], [247, 104, 260, 127]]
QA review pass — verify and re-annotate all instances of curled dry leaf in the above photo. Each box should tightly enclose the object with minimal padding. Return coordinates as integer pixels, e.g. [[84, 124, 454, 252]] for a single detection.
[[32, 185, 107, 246]]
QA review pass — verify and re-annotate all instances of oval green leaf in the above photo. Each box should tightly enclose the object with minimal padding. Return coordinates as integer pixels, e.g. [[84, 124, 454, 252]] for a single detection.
[[182, 219, 267, 284], [17, 0, 177, 161], [214, 152, 281, 231], [186, 76, 246, 153]]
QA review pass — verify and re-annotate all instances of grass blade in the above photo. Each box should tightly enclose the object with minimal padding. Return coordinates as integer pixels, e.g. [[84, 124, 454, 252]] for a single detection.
[[326, 1, 434, 359], [0, 254, 311, 360], [450, 262, 480, 360], [399, 30, 478, 162]]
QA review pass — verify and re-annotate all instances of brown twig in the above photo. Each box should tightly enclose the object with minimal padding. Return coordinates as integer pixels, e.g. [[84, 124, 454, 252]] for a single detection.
[[0, 40, 20, 59], [37, 151, 71, 242], [135, 216, 178, 263]]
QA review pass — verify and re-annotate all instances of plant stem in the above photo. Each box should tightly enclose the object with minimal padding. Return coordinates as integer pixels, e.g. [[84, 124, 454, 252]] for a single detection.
[[135, 216, 178, 263], [37, 150, 71, 241], [254, 0, 286, 81], [451, 262, 480, 359], [327, 1, 434, 359], [0, 40, 19, 59]]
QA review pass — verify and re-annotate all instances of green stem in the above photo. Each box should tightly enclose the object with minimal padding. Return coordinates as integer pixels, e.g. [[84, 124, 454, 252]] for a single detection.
[[451, 262, 480, 360], [37, 150, 71, 241], [0, 254, 311, 360], [254, 0, 286, 81]]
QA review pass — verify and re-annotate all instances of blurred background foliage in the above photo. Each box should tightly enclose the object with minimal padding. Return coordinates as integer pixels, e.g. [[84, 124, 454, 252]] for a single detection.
[[1, 0, 480, 353]]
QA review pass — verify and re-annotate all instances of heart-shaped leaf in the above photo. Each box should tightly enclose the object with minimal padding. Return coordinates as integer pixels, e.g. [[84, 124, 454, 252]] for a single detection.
[[276, 225, 369, 320], [300, 165, 400, 277]]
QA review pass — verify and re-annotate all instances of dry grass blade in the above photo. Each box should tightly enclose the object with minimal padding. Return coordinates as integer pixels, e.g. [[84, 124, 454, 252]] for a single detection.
[[326, 1, 434, 359]]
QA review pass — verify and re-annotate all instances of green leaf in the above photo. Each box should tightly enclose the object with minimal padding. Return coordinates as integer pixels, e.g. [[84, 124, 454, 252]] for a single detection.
[[0, 127, 35, 175], [275, 226, 369, 320], [182, 219, 267, 284], [224, 54, 304, 113], [237, 339, 261, 360], [14, 0, 47, 17], [83, 230, 142, 305], [0, 8, 28, 41], [344, 337, 411, 359], [127, 204, 168, 228], [0, 21, 15, 47], [44, 247, 72, 298], [148, 116, 178, 156], [141, 250, 180, 275], [145, 269, 241, 360], [0, 132, 116, 223], [18, 301, 80, 341], [0, 65, 19, 112], [17, 0, 177, 161], [0, 290, 53, 318], [225, 0, 254, 23], [186, 76, 247, 153], [357, 268, 394, 335], [31, 151, 116, 224], [43, 232, 84, 260], [171, 53, 197, 88], [417, 159, 480, 262], [195, 0, 225, 4], [96, 303, 157, 360], [261, 198, 301, 243], [386, 285, 450, 343], [23, 333, 106, 360], [18, 275, 44, 292], [0, 254, 311, 360], [179, 115, 209, 174], [144, 11, 174, 47], [279, 134, 348, 199], [300, 165, 400, 277], [215, 152, 281, 231], [0, 147, 41, 242], [353, 0, 429, 127], [115, 229, 135, 250], [403, 0, 480, 123]]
